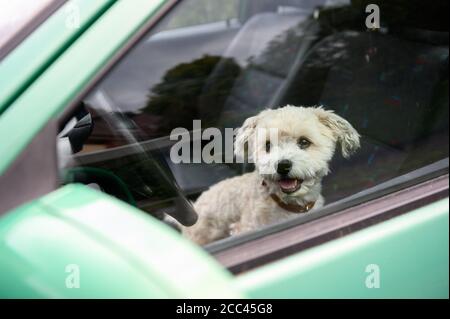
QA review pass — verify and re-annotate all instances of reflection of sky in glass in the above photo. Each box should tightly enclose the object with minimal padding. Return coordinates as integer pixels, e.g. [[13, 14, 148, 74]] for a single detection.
[[0, 0, 54, 50]]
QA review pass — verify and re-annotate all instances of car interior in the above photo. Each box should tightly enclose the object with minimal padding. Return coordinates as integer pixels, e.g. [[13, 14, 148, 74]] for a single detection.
[[58, 0, 449, 246]]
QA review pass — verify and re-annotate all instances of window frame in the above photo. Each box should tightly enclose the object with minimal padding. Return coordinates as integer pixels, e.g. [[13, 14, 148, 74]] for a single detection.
[[0, 0, 67, 61], [55, 0, 449, 272]]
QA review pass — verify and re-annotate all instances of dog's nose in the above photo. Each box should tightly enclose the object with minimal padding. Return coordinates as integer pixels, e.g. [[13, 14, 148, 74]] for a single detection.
[[276, 160, 292, 175]]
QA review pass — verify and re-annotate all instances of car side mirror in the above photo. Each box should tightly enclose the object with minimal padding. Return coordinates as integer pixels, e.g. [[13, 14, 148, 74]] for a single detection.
[[63, 110, 94, 154]]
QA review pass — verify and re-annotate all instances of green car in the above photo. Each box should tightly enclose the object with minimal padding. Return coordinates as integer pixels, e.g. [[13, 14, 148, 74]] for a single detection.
[[0, 0, 448, 299]]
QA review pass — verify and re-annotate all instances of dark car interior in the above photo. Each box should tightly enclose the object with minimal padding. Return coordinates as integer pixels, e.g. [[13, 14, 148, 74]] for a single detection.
[[61, 0, 449, 238]]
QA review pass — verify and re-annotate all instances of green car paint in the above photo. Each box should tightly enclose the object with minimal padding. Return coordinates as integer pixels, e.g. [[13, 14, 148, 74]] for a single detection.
[[0, 0, 117, 115], [0, 185, 447, 298], [0, 0, 166, 176], [0, 0, 448, 298], [0, 184, 242, 298], [236, 198, 449, 299]]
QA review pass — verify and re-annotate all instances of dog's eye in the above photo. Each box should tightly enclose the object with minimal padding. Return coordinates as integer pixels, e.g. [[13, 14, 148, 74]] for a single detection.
[[298, 138, 312, 150], [265, 141, 271, 153]]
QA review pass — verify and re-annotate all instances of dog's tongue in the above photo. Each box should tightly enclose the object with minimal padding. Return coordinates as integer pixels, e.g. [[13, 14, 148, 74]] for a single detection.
[[278, 178, 298, 190]]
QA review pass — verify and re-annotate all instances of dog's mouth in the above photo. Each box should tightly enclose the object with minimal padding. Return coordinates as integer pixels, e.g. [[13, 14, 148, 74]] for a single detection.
[[278, 178, 303, 194]]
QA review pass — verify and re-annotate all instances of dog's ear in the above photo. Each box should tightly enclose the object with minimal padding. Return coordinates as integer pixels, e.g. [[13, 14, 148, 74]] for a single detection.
[[314, 107, 361, 158], [234, 111, 267, 160]]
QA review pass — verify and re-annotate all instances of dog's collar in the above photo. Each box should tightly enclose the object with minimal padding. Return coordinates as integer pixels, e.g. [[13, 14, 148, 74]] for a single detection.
[[262, 180, 315, 214], [270, 194, 315, 214]]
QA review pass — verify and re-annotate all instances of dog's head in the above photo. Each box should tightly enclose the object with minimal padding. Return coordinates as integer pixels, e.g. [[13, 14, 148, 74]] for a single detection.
[[235, 106, 360, 203]]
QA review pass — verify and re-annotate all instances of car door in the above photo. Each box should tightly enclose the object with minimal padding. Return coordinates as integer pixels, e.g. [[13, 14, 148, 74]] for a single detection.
[[0, 0, 448, 298]]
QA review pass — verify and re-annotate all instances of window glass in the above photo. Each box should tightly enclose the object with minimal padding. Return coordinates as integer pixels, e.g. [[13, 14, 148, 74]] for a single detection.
[[161, 0, 240, 30], [61, 0, 449, 245]]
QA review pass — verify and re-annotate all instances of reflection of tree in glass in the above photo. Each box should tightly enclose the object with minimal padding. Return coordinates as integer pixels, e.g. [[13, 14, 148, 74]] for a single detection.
[[249, 4, 361, 76], [144, 55, 241, 135], [247, 4, 361, 108]]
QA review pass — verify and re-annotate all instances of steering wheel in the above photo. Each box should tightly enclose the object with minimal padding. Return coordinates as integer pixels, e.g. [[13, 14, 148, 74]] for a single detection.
[[63, 167, 137, 207]]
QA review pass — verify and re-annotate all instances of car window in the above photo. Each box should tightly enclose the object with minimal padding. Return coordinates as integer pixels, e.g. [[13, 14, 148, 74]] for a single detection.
[[60, 0, 449, 246]]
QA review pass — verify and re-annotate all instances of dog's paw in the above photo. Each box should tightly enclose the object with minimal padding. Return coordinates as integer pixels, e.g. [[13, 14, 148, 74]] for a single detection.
[[229, 222, 241, 236]]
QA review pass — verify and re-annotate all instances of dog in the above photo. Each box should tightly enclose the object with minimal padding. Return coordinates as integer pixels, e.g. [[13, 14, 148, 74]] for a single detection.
[[183, 106, 360, 245]]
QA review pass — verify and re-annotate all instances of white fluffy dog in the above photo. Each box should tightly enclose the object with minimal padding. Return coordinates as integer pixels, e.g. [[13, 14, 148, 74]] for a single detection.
[[183, 106, 360, 245]]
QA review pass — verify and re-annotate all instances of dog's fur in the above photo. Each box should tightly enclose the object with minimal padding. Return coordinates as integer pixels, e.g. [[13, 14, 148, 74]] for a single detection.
[[183, 106, 360, 245]]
